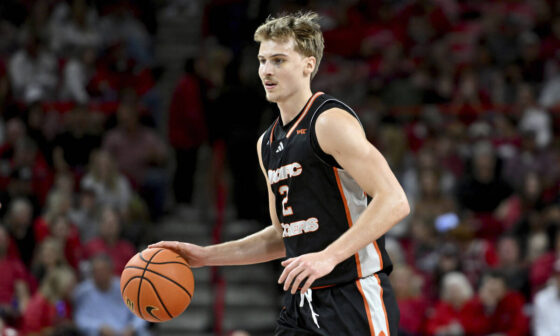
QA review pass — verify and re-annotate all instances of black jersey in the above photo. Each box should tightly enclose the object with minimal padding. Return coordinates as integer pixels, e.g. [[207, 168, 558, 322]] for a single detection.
[[261, 92, 392, 287]]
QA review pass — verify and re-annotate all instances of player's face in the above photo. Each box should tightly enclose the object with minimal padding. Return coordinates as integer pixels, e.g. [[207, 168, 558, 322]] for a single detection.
[[258, 38, 313, 103]]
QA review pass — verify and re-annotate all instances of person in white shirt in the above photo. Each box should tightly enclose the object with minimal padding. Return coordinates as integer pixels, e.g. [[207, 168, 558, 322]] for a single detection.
[[533, 258, 560, 336]]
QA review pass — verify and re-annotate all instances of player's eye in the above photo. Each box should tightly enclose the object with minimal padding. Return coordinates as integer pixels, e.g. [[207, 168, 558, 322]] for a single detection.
[[273, 59, 284, 65]]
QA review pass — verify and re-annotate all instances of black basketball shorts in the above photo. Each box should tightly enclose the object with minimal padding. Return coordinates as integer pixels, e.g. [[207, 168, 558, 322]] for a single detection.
[[275, 272, 398, 336]]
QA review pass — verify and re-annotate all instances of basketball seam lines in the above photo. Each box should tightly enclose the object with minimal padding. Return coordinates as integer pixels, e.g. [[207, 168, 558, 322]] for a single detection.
[[139, 261, 189, 266], [125, 265, 193, 299], [137, 249, 165, 320], [142, 277, 173, 319], [121, 276, 142, 295]]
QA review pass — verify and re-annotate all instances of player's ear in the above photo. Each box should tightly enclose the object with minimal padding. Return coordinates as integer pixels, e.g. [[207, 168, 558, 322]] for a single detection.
[[303, 56, 316, 77]]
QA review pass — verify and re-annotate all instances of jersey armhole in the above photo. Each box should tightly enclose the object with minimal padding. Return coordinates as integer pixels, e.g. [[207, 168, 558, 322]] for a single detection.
[[260, 124, 275, 169], [309, 100, 363, 169]]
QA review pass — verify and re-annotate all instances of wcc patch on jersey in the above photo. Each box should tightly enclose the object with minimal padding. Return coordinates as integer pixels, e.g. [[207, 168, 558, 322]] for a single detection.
[[261, 92, 392, 288]]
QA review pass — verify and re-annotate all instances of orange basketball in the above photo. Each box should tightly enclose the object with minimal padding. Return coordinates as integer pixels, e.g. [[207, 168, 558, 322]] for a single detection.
[[120, 248, 194, 322]]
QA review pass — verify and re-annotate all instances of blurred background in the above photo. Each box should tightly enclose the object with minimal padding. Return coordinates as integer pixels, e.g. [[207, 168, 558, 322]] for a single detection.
[[0, 0, 559, 335]]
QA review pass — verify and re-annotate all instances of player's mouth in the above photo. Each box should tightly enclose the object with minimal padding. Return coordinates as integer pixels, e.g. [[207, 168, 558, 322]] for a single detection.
[[264, 81, 278, 90]]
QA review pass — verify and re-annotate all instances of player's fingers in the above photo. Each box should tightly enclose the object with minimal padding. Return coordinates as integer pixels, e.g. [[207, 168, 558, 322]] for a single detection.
[[148, 241, 178, 251], [281, 258, 294, 267], [290, 270, 309, 294], [278, 263, 289, 284], [148, 241, 167, 249], [282, 265, 304, 291], [300, 276, 316, 294], [278, 258, 298, 284]]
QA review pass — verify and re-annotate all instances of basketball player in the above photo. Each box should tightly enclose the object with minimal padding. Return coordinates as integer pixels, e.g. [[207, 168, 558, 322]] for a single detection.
[[150, 11, 410, 335]]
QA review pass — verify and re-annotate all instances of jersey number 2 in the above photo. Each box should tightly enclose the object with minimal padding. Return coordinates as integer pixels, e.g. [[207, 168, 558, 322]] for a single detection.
[[278, 185, 293, 216]]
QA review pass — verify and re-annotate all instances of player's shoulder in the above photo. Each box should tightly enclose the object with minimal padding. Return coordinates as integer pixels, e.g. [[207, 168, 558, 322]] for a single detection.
[[313, 101, 363, 153], [315, 107, 359, 130], [257, 129, 269, 156], [315, 93, 351, 109], [257, 131, 265, 147], [313, 93, 359, 126]]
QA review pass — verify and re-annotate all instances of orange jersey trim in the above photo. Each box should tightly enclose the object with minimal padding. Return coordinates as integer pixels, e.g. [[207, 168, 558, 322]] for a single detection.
[[333, 167, 364, 278], [373, 241, 384, 270], [269, 118, 279, 143], [335, 167, 376, 336], [286, 92, 323, 138], [295, 283, 337, 291]]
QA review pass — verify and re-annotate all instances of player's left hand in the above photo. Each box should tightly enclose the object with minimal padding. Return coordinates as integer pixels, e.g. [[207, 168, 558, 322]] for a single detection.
[[278, 251, 337, 294]]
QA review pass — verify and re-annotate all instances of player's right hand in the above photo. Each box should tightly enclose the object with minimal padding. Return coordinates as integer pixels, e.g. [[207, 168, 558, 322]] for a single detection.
[[148, 241, 207, 268]]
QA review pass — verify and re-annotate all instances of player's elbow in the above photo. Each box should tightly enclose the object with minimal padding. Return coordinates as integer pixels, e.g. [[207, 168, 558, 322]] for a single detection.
[[393, 194, 410, 222]]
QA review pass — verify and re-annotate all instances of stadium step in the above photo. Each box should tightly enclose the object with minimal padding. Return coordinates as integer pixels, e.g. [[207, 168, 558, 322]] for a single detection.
[[224, 283, 278, 308], [221, 220, 267, 240], [155, 304, 213, 334]]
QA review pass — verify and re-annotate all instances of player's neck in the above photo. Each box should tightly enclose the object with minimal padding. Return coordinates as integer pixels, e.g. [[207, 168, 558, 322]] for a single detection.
[[277, 88, 313, 126]]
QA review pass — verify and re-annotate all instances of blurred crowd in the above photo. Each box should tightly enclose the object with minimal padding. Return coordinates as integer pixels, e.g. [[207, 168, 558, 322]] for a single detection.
[[0, 0, 163, 334], [305, 1, 560, 335], [0, 0, 560, 335]]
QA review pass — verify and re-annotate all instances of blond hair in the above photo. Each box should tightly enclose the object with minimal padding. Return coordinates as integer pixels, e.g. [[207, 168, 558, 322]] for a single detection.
[[254, 11, 324, 79], [40, 266, 76, 303]]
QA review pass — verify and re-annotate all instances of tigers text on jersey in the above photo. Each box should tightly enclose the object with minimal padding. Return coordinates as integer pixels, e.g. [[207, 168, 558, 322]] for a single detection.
[[261, 92, 392, 287]]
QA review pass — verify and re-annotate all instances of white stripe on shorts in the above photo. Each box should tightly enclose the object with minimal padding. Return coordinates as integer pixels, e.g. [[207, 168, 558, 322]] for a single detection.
[[359, 275, 389, 336]]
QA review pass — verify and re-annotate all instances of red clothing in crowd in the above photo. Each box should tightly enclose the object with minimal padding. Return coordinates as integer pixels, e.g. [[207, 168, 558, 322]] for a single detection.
[[530, 252, 557, 295], [168, 74, 207, 150], [83, 238, 135, 275], [0, 149, 53, 206], [462, 292, 529, 336], [0, 257, 27, 305], [425, 301, 477, 335], [398, 297, 428, 335], [33, 217, 82, 269], [21, 293, 72, 334], [6, 237, 23, 263]]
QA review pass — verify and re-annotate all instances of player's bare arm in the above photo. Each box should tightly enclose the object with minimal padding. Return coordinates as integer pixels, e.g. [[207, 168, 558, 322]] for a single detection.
[[149, 135, 285, 267], [279, 107, 410, 293]]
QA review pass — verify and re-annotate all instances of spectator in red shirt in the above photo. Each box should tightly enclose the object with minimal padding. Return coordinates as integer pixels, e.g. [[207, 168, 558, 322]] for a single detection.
[[83, 206, 136, 275], [31, 238, 69, 283], [47, 215, 82, 270], [391, 264, 428, 335], [21, 266, 76, 335], [168, 58, 207, 208], [530, 229, 560, 295], [34, 191, 82, 269], [0, 225, 30, 328], [463, 270, 530, 336], [33, 191, 73, 243], [426, 271, 474, 336]]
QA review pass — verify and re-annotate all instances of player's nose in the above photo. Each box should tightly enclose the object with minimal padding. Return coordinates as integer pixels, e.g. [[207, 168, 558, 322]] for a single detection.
[[261, 60, 274, 76]]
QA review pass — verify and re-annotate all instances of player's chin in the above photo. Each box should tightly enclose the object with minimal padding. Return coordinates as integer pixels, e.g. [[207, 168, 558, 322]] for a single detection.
[[265, 92, 280, 103]]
